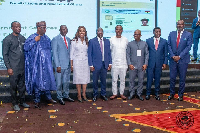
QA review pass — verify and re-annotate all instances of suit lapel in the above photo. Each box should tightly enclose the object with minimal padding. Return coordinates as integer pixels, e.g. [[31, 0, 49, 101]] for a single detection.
[[151, 37, 156, 51], [157, 38, 163, 50], [59, 35, 68, 50]]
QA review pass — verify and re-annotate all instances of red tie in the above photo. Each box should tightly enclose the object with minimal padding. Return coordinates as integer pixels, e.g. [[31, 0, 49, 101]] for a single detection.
[[64, 37, 68, 49], [176, 32, 180, 48], [155, 38, 158, 50]]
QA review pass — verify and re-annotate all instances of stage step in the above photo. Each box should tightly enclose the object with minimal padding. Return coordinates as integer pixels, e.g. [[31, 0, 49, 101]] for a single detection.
[[0, 68, 200, 103]]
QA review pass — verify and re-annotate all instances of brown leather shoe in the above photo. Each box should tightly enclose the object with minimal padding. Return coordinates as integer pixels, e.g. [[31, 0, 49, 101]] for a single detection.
[[120, 95, 126, 100], [110, 95, 117, 100]]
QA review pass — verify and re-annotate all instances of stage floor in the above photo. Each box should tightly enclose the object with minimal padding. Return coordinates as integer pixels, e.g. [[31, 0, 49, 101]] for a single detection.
[[0, 92, 200, 133]]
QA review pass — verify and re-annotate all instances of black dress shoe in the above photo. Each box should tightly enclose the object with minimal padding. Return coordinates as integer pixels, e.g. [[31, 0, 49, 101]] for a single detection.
[[93, 97, 97, 102], [63, 97, 74, 102], [58, 99, 65, 105], [128, 95, 134, 100], [48, 99, 57, 104], [78, 98, 83, 103], [35, 103, 40, 108], [101, 95, 108, 101], [167, 94, 174, 100], [155, 95, 160, 100], [145, 95, 150, 100], [191, 58, 197, 62], [178, 96, 183, 101], [137, 95, 144, 101], [82, 96, 88, 101]]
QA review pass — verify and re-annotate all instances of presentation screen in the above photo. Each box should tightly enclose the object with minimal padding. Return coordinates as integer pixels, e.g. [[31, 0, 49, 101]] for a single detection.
[[0, 0, 156, 69], [99, 0, 156, 40], [0, 0, 97, 69]]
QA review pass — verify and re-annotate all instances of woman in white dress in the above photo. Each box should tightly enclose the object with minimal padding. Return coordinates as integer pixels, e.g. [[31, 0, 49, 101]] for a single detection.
[[70, 26, 90, 102]]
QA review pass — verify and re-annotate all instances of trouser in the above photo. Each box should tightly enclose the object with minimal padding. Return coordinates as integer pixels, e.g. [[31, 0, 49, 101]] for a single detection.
[[9, 72, 25, 106], [193, 37, 199, 59], [55, 68, 70, 100], [129, 69, 145, 96], [169, 62, 188, 97], [93, 61, 107, 97], [111, 67, 127, 95], [146, 67, 162, 96], [34, 89, 52, 103]]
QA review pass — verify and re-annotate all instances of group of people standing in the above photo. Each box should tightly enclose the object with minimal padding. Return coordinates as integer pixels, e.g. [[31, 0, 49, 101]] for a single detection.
[[2, 19, 193, 111]]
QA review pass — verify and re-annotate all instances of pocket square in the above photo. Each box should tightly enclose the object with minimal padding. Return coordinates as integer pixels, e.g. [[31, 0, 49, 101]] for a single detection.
[[184, 38, 187, 40]]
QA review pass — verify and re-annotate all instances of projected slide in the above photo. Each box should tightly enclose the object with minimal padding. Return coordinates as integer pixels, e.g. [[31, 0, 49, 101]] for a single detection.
[[99, 0, 156, 41], [0, 0, 97, 69]]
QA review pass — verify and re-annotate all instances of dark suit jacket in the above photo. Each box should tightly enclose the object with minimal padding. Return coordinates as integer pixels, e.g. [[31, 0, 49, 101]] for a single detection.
[[146, 37, 168, 68], [3, 34, 26, 73], [168, 31, 192, 64], [88, 37, 112, 70], [192, 17, 200, 38]]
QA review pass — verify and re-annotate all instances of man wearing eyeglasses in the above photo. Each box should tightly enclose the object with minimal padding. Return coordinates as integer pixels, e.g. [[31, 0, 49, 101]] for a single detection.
[[126, 29, 149, 101], [24, 21, 57, 108], [3, 21, 30, 111]]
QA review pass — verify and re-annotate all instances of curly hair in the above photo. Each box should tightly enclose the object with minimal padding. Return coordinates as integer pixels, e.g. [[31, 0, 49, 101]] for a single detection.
[[74, 26, 88, 46]]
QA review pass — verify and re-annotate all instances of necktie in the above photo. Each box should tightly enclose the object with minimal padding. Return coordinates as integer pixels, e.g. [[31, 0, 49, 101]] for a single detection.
[[176, 32, 180, 48], [64, 37, 68, 49], [100, 39, 103, 53], [155, 38, 158, 50]]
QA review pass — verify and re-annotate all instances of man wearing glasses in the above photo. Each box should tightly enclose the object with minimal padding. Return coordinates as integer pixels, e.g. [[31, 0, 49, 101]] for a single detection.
[[126, 29, 149, 101], [3, 21, 30, 111], [24, 21, 57, 108]]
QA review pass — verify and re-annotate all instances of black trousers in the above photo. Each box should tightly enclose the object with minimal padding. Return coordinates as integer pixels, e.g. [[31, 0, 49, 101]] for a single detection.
[[9, 72, 25, 105]]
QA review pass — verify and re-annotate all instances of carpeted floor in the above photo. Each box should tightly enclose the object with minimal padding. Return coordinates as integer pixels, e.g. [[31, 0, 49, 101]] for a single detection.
[[0, 92, 200, 133]]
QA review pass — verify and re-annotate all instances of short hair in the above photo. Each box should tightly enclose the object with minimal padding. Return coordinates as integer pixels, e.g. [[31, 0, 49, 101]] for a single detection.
[[134, 29, 141, 33], [153, 27, 161, 32], [96, 27, 103, 33], [60, 25, 68, 30], [11, 21, 19, 27], [141, 18, 149, 22], [115, 25, 123, 30], [36, 21, 46, 28]]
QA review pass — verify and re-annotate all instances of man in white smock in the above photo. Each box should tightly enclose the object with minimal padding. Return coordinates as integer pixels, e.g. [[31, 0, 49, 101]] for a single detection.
[[110, 25, 128, 100]]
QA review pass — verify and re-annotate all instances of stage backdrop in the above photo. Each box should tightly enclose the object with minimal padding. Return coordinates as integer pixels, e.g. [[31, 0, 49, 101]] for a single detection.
[[0, 0, 199, 69]]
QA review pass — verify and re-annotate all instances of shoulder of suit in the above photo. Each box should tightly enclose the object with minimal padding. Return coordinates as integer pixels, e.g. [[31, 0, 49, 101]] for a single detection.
[[146, 37, 153, 41], [128, 40, 135, 44], [169, 31, 176, 35], [88, 37, 96, 42]]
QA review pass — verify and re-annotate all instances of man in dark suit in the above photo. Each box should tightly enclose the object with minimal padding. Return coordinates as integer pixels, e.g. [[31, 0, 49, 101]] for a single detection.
[[168, 20, 192, 101], [3, 21, 30, 111], [88, 27, 112, 102], [192, 10, 200, 61], [51, 25, 74, 105], [145, 27, 168, 100]]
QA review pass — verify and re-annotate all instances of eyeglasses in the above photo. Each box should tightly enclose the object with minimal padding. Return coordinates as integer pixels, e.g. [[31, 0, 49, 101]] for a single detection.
[[39, 26, 46, 29], [134, 34, 141, 36]]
